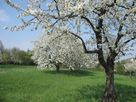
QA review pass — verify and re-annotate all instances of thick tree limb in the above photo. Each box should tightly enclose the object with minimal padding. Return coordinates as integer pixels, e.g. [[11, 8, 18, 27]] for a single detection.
[[115, 14, 129, 48], [81, 16, 96, 33], [65, 31, 99, 54]]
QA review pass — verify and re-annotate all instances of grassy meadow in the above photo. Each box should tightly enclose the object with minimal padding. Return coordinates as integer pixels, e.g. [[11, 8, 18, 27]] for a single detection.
[[0, 65, 136, 102]]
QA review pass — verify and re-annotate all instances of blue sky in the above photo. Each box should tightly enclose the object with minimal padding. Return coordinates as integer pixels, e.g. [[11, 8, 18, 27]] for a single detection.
[[0, 0, 40, 51], [0, 0, 136, 59]]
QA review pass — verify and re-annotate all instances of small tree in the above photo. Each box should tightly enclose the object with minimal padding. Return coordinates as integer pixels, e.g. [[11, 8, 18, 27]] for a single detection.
[[5, 0, 136, 101], [0, 40, 4, 52], [0, 40, 4, 63], [10, 47, 21, 64], [1, 49, 11, 64], [10, 47, 34, 65], [124, 59, 136, 77]]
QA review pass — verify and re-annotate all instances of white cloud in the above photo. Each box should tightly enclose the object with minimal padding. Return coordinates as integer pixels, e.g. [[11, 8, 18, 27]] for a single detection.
[[0, 9, 10, 22]]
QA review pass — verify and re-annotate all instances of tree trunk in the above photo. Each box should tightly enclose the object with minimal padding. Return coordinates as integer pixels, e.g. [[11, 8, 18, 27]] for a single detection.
[[55, 63, 60, 72], [102, 67, 116, 102]]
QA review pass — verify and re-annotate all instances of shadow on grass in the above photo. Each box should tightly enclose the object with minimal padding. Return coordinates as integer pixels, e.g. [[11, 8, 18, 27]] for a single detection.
[[0, 64, 16, 68], [43, 70, 94, 77], [0, 98, 4, 102], [0, 64, 36, 69], [75, 84, 136, 102]]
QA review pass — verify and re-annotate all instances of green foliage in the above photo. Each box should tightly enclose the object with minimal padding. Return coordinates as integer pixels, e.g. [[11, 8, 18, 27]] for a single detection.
[[0, 48, 34, 65], [10, 48, 34, 65], [0, 65, 136, 102], [15, 50, 34, 65], [1, 50, 11, 64], [0, 40, 34, 65], [115, 62, 125, 74], [94, 64, 103, 71]]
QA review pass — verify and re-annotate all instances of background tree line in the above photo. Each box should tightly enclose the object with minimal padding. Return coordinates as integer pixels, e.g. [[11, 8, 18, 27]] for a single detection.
[[0, 40, 34, 65]]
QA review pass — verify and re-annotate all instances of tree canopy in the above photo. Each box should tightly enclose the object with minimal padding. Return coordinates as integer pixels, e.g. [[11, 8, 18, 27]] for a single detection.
[[32, 31, 97, 71], [4, 0, 136, 102]]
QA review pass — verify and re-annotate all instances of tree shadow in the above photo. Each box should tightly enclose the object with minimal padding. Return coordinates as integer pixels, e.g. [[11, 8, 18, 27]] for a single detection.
[[43, 70, 95, 77], [75, 84, 136, 102], [0, 64, 35, 69], [0, 97, 5, 102], [0, 90, 6, 102], [0, 64, 15, 68]]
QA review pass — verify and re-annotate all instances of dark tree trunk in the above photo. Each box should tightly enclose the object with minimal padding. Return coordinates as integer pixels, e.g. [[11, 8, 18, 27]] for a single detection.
[[102, 65, 116, 102], [55, 63, 60, 72], [69, 67, 74, 71]]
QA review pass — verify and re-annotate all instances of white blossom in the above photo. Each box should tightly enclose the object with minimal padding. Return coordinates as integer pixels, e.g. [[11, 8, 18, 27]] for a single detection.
[[124, 59, 136, 73], [32, 31, 96, 70]]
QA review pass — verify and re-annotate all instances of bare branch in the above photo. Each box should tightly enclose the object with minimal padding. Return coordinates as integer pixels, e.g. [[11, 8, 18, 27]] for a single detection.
[[124, 37, 135, 44], [53, 0, 60, 17], [65, 31, 99, 54], [81, 16, 96, 33], [115, 14, 129, 48]]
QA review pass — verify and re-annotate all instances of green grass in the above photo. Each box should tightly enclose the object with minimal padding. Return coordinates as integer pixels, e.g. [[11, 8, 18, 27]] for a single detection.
[[0, 65, 136, 102]]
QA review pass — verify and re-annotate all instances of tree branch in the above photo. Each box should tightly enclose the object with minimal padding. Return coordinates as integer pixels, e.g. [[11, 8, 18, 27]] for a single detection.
[[124, 37, 135, 44], [115, 1, 135, 48], [115, 14, 129, 48], [53, 0, 60, 17], [102, 27, 113, 53], [81, 16, 96, 33], [65, 31, 99, 54]]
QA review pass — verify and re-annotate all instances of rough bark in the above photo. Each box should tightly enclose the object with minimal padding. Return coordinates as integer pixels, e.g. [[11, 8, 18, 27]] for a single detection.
[[102, 65, 116, 102]]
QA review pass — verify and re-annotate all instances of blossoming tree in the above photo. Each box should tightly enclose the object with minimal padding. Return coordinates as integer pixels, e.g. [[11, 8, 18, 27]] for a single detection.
[[5, 0, 136, 102], [124, 59, 136, 76], [0, 40, 4, 63], [32, 31, 95, 71]]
